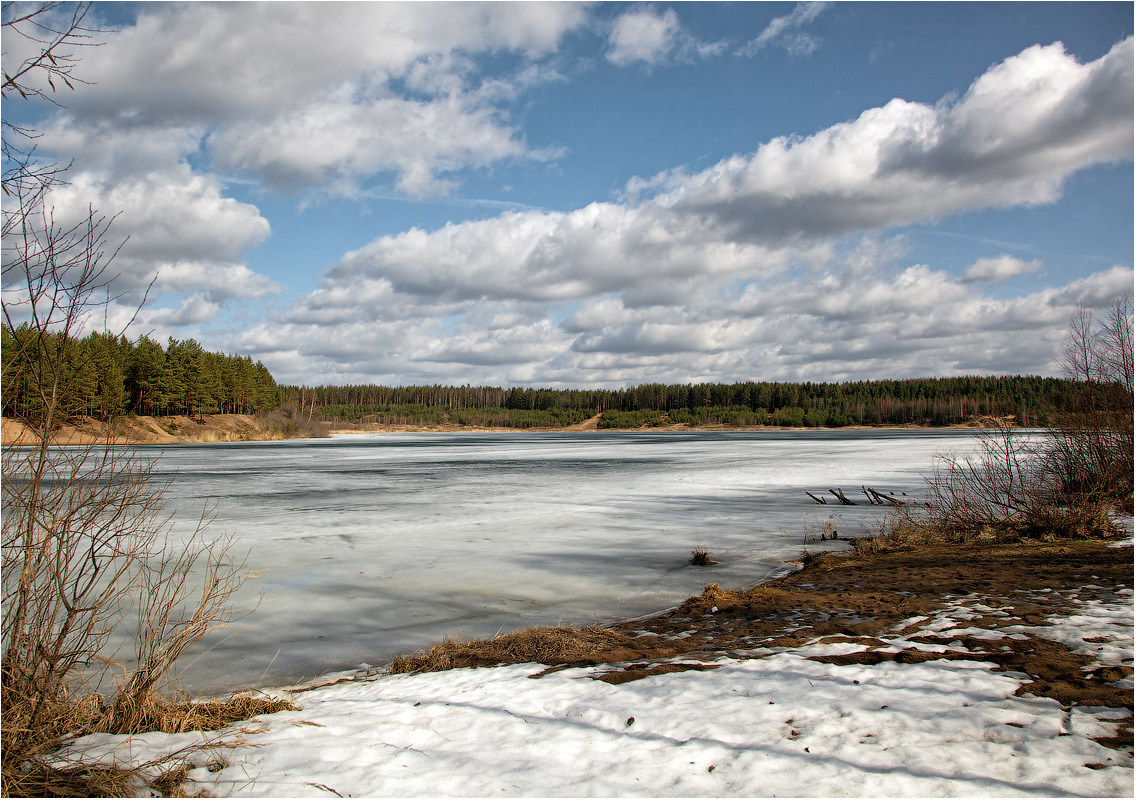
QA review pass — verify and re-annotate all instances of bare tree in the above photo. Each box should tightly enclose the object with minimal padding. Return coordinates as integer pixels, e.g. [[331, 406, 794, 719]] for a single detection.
[[1099, 296, 1134, 394], [2, 4, 253, 793], [1062, 303, 1098, 385], [908, 297, 1133, 544]]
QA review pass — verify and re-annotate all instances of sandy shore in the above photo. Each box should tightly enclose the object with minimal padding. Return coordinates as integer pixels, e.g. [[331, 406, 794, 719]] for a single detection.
[[1, 414, 287, 446], [326, 417, 1008, 435], [2, 412, 1017, 446]]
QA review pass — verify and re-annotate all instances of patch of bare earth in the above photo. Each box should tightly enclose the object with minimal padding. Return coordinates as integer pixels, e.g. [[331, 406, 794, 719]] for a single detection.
[[385, 540, 1132, 755], [601, 540, 1133, 752]]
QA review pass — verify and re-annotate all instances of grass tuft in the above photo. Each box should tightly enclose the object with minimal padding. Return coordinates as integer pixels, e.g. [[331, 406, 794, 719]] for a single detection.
[[389, 624, 655, 675], [2, 690, 294, 797], [689, 548, 714, 566]]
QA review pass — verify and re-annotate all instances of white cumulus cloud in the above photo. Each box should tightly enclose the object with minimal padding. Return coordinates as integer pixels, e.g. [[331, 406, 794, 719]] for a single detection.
[[606, 6, 725, 68], [962, 255, 1044, 285], [256, 37, 1133, 386]]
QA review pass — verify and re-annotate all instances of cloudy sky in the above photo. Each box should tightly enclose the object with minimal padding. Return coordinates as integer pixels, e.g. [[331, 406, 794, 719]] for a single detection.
[[4, 1, 1133, 388]]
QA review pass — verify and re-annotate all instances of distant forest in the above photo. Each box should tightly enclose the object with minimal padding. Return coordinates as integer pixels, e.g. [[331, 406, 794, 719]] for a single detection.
[[1, 327, 279, 420], [0, 326, 1088, 430], [281, 376, 1080, 429]]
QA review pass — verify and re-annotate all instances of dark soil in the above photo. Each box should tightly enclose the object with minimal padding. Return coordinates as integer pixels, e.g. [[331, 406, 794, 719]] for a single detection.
[[600, 539, 1133, 749], [390, 538, 1132, 753]]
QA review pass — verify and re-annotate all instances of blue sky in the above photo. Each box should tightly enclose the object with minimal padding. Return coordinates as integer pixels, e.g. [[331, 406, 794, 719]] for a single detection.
[[3, 2, 1132, 387]]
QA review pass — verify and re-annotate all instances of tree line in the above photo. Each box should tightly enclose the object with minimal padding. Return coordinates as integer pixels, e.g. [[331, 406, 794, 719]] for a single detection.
[[282, 375, 1082, 429], [0, 331, 1092, 430], [1, 327, 279, 421]]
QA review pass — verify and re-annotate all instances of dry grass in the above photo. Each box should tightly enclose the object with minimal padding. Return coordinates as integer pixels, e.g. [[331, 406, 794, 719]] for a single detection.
[[389, 624, 657, 675], [849, 499, 1123, 557], [677, 582, 751, 614], [1011, 499, 1120, 540], [689, 547, 714, 566], [849, 517, 966, 556], [6, 762, 143, 799], [2, 691, 294, 797], [92, 692, 297, 736], [9, 753, 207, 798]]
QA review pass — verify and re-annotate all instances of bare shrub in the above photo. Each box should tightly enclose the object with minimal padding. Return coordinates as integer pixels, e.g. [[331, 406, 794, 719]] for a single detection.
[[1050, 298, 1134, 507], [1, 262, 254, 791], [900, 424, 1120, 542], [921, 426, 1051, 535], [260, 402, 331, 439], [2, 8, 263, 791], [899, 297, 1132, 543]]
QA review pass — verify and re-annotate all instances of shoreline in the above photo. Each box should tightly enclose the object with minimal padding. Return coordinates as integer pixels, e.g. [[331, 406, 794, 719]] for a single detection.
[[283, 530, 1133, 697], [326, 421, 998, 435], [53, 531, 1134, 798], [1, 413, 1017, 446]]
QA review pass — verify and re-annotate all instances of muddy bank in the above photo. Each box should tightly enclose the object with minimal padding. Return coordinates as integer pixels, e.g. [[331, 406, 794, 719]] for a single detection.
[[601, 539, 1134, 746], [385, 536, 1133, 752]]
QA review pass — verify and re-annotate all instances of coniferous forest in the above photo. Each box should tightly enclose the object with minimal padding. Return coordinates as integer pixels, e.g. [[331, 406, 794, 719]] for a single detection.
[[1, 327, 279, 420], [281, 375, 1081, 429], [0, 325, 1087, 430]]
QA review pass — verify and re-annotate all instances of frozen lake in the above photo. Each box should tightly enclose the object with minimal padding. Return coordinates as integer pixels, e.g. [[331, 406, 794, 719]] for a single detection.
[[136, 429, 985, 695]]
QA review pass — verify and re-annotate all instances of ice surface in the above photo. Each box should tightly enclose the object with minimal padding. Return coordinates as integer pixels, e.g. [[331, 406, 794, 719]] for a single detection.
[[121, 429, 991, 694]]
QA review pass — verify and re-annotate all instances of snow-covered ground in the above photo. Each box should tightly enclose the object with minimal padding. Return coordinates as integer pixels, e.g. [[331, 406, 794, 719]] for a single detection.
[[56, 568, 1133, 798]]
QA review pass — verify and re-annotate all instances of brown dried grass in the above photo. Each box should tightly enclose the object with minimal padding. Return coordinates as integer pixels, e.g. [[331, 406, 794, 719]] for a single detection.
[[92, 691, 296, 736], [389, 624, 653, 674], [689, 548, 714, 566], [5, 762, 143, 798], [849, 500, 1122, 557], [2, 690, 294, 797]]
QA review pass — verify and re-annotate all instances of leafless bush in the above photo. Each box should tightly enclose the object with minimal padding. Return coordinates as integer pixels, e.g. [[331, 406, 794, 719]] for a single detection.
[[1050, 297, 1134, 506], [260, 402, 332, 439], [2, 9, 259, 791], [888, 297, 1133, 544], [1, 261, 252, 793], [906, 422, 1119, 541], [921, 426, 1048, 532]]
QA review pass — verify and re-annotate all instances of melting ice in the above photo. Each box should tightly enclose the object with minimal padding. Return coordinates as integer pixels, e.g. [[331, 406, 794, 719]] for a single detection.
[[136, 429, 989, 695]]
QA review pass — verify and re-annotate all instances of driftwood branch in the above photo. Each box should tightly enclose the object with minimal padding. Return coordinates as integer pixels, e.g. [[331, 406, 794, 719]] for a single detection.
[[866, 486, 906, 507], [807, 486, 906, 507], [828, 488, 856, 505]]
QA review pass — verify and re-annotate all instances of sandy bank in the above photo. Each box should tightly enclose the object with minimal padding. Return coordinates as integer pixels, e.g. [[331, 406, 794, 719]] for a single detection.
[[3, 411, 1016, 445], [326, 416, 1013, 435], [1, 414, 286, 446]]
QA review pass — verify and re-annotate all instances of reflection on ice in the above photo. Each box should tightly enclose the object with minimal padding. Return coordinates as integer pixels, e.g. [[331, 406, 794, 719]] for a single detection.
[[138, 429, 986, 695]]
